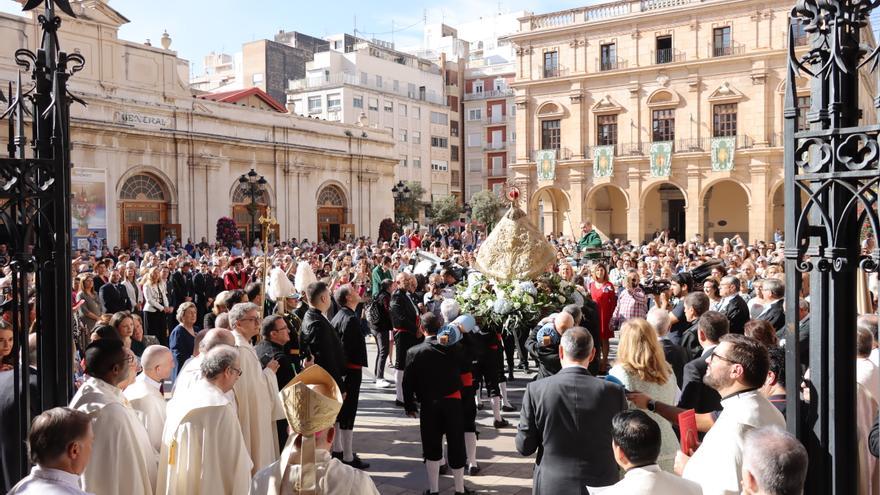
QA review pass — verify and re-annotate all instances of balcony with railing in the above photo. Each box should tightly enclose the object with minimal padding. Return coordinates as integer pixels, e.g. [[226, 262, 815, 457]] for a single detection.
[[597, 57, 628, 72], [653, 48, 685, 65], [531, 147, 574, 161], [585, 135, 758, 157], [484, 141, 508, 151], [463, 88, 515, 101], [289, 71, 446, 104], [543, 65, 570, 79], [522, 0, 700, 32], [489, 166, 508, 178], [485, 114, 515, 125], [710, 42, 746, 58]]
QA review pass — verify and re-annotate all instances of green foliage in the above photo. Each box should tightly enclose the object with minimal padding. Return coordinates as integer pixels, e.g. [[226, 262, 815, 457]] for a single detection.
[[430, 195, 462, 225], [396, 181, 425, 226], [470, 190, 505, 229]]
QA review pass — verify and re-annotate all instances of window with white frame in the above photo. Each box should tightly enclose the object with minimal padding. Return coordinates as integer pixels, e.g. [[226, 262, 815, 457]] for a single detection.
[[353, 95, 363, 108], [308, 96, 322, 113], [400, 155, 407, 167], [252, 73, 264, 84], [399, 129, 407, 142], [473, 80, 484, 93], [327, 93, 341, 110], [431, 136, 448, 148], [431, 160, 449, 171], [413, 157, 421, 168], [468, 185, 482, 200], [384, 101, 393, 112], [491, 156, 504, 175], [468, 158, 482, 172], [291, 99, 303, 114], [360, 72, 368, 85], [467, 133, 481, 147], [399, 103, 407, 117], [412, 131, 421, 144], [413, 106, 421, 119], [430, 112, 448, 125], [467, 108, 482, 121], [376, 75, 383, 88], [368, 97, 378, 111]]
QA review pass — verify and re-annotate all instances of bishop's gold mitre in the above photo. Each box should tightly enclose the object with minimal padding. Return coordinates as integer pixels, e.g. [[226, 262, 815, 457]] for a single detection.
[[475, 203, 557, 282], [280, 364, 343, 435]]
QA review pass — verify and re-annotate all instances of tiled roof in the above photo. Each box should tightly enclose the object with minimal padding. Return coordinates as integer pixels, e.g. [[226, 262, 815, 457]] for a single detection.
[[198, 87, 287, 113]]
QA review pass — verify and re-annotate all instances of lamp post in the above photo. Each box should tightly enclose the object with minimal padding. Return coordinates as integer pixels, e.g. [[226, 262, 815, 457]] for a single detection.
[[238, 168, 267, 246], [391, 180, 411, 226]]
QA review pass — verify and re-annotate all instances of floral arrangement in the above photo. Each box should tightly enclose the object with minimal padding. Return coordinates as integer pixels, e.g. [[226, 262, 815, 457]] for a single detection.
[[216, 216, 240, 247], [378, 218, 397, 242], [455, 271, 586, 336]]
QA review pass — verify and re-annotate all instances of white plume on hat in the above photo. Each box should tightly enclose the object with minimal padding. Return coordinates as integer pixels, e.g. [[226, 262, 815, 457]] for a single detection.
[[294, 261, 317, 293], [267, 266, 295, 302]]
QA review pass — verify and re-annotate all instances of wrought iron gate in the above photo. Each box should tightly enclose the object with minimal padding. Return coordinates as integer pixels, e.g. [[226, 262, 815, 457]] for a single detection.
[[0, 0, 82, 486], [785, 2, 880, 494]]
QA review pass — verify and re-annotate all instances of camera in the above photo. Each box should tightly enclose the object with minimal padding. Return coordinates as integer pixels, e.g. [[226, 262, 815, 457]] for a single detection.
[[640, 278, 671, 295]]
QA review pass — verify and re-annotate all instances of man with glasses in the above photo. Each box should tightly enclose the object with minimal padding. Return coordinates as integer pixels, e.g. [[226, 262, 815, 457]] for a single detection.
[[256, 315, 297, 450], [718, 276, 749, 335], [157, 345, 253, 494], [229, 302, 285, 474], [677, 334, 784, 494], [68, 339, 156, 495]]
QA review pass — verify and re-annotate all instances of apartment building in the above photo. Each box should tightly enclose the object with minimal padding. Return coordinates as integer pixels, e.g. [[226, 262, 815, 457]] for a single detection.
[[505, 0, 876, 242], [287, 36, 455, 206]]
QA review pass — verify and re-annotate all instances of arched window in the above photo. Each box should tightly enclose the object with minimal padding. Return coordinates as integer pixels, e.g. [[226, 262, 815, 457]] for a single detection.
[[317, 185, 346, 207], [120, 174, 166, 201], [232, 182, 270, 204]]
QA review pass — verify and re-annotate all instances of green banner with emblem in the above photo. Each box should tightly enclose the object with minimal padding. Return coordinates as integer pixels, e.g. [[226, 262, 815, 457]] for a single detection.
[[711, 136, 736, 171], [649, 141, 673, 177], [535, 149, 557, 181], [593, 145, 614, 178]]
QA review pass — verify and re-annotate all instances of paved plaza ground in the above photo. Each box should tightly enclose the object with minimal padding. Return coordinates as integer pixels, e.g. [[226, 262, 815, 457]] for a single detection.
[[352, 340, 537, 494]]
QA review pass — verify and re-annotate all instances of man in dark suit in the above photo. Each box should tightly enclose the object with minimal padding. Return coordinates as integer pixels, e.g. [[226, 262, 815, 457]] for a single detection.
[[98, 269, 132, 314], [299, 281, 345, 393], [647, 307, 688, 388], [192, 261, 215, 324], [719, 275, 749, 335], [679, 292, 711, 361], [170, 261, 195, 309], [516, 327, 626, 494], [677, 311, 729, 415], [756, 278, 785, 331]]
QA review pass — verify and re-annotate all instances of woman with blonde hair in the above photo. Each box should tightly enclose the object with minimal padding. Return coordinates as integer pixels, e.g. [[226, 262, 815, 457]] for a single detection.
[[142, 265, 171, 345], [169, 301, 198, 380], [609, 318, 680, 471]]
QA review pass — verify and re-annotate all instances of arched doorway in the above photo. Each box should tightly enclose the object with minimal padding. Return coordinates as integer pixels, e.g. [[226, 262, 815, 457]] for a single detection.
[[119, 173, 177, 248], [232, 182, 272, 245], [642, 183, 686, 242], [316, 184, 351, 243], [530, 187, 570, 237], [702, 180, 750, 243], [586, 185, 628, 242]]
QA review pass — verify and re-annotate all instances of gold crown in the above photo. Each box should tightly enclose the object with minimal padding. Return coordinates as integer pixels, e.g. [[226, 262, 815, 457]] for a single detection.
[[280, 365, 343, 435]]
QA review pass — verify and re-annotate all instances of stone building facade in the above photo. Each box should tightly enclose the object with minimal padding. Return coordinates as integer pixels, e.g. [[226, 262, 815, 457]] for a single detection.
[[505, 0, 876, 243], [0, 1, 396, 248]]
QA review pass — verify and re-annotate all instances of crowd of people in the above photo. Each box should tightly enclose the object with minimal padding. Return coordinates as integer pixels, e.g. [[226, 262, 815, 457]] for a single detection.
[[0, 219, 878, 495]]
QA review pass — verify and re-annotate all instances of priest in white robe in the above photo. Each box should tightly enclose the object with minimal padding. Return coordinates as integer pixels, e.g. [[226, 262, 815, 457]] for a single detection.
[[251, 365, 380, 495], [229, 302, 285, 473], [171, 328, 235, 403], [156, 345, 253, 494], [68, 339, 157, 495], [124, 345, 173, 453]]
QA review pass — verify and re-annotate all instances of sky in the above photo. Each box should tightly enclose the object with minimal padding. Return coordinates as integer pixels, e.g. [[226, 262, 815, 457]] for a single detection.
[[0, 0, 593, 74]]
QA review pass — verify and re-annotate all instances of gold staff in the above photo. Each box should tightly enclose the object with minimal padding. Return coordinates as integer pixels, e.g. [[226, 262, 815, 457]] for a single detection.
[[258, 206, 278, 319]]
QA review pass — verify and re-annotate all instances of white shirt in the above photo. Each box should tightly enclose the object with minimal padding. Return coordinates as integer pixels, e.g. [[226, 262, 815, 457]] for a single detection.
[[682, 389, 785, 495], [857, 357, 880, 407], [601, 464, 702, 495], [8, 466, 92, 495]]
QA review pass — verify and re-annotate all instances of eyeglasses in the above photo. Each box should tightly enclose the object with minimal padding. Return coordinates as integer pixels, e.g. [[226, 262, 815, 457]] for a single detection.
[[239, 317, 258, 323], [709, 350, 739, 365], [229, 367, 243, 376]]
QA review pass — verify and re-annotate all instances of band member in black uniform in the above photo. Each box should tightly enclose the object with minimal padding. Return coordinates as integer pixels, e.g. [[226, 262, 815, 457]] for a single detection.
[[299, 281, 345, 395], [391, 272, 421, 406], [403, 313, 473, 495], [330, 284, 370, 469], [278, 292, 305, 374]]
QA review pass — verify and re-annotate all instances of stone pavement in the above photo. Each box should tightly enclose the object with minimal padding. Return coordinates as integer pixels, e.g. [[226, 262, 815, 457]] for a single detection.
[[350, 340, 537, 494]]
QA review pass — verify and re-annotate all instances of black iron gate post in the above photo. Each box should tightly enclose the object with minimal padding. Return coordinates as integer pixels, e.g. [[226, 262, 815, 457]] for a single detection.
[[0, 0, 83, 485], [785, 2, 880, 494]]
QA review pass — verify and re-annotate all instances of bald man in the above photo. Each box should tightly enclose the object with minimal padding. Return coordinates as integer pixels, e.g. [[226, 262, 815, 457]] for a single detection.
[[526, 312, 575, 380], [171, 328, 235, 398], [125, 345, 174, 454]]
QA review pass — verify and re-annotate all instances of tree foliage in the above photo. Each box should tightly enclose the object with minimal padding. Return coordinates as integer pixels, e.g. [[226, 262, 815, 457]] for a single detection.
[[470, 190, 505, 230], [430, 195, 462, 225], [396, 181, 425, 227]]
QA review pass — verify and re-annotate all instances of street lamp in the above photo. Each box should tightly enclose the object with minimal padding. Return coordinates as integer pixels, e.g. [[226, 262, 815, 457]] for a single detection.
[[391, 180, 411, 225], [238, 168, 267, 245]]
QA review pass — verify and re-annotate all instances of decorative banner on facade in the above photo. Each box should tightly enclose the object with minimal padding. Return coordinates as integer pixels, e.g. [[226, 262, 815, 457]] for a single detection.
[[535, 149, 557, 181], [71, 167, 108, 252], [650, 141, 673, 177], [593, 145, 615, 178], [711, 136, 736, 171]]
